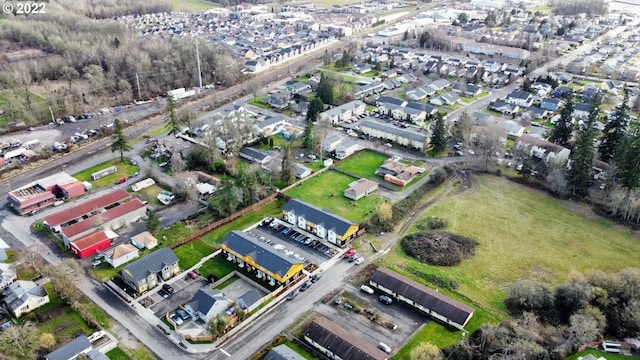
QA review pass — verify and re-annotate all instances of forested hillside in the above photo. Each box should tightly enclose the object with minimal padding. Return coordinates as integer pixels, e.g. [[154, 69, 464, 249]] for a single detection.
[[0, 0, 242, 125]]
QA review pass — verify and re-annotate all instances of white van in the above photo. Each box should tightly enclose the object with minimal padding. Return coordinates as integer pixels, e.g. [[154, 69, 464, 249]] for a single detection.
[[360, 285, 374, 295], [378, 342, 392, 354]]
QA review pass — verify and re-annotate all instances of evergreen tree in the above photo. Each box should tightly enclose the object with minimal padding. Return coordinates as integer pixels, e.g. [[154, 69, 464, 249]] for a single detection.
[[306, 96, 324, 123], [110, 119, 131, 161], [430, 113, 447, 155], [616, 134, 640, 219], [520, 156, 533, 181], [317, 73, 334, 105], [598, 91, 630, 163], [322, 50, 331, 66], [280, 145, 295, 185], [303, 119, 317, 151], [165, 94, 182, 136], [548, 99, 574, 147], [568, 97, 599, 196]]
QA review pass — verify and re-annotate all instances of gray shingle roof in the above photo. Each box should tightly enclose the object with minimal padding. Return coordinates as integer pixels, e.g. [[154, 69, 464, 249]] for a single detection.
[[46, 335, 92, 360], [223, 231, 301, 278], [121, 248, 178, 283], [188, 288, 225, 315], [237, 289, 262, 309], [264, 344, 307, 360], [361, 119, 427, 143], [304, 317, 387, 360], [240, 147, 270, 162], [370, 267, 474, 327], [283, 199, 357, 235]]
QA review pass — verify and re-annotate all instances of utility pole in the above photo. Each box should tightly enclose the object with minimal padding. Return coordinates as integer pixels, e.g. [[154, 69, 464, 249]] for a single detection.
[[195, 36, 203, 89], [135, 73, 142, 100]]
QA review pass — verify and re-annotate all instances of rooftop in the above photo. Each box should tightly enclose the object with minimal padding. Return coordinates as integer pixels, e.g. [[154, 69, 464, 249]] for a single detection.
[[44, 189, 131, 228]]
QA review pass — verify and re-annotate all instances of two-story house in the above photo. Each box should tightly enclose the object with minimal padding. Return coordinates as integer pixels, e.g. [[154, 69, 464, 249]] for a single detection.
[[283, 199, 359, 247], [119, 248, 179, 294]]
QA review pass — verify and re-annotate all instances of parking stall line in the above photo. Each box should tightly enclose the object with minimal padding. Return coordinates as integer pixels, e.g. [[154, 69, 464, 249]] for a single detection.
[[219, 348, 231, 357]]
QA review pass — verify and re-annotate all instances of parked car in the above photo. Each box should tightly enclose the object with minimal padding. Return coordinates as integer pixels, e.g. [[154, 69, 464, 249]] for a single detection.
[[360, 285, 374, 295], [300, 281, 312, 292], [310, 274, 321, 283], [91, 259, 102, 267], [344, 248, 356, 258], [287, 291, 298, 300], [162, 284, 174, 294], [379, 295, 393, 305], [187, 271, 198, 279], [170, 314, 184, 326], [158, 289, 170, 299], [175, 308, 190, 320], [378, 342, 392, 354], [115, 176, 127, 184], [354, 257, 364, 265]]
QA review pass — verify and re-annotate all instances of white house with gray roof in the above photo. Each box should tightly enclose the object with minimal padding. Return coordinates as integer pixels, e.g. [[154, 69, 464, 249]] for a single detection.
[[3, 280, 49, 318], [319, 100, 366, 124], [360, 119, 427, 151], [185, 288, 230, 322], [119, 248, 179, 294]]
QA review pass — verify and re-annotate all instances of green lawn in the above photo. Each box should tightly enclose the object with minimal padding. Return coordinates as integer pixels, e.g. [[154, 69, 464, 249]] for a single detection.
[[313, 0, 363, 6], [214, 275, 239, 290], [72, 159, 138, 190], [285, 170, 381, 222], [198, 255, 238, 280], [393, 322, 462, 360], [335, 150, 388, 178], [37, 284, 94, 342], [133, 184, 165, 207], [174, 239, 216, 270], [166, 0, 218, 11], [283, 340, 318, 359], [106, 347, 132, 360], [383, 175, 640, 350], [248, 96, 272, 109], [565, 349, 631, 360], [361, 70, 381, 78]]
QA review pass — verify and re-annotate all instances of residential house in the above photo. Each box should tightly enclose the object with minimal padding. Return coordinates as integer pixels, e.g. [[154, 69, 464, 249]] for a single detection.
[[441, 92, 461, 105], [3, 280, 50, 318], [184, 288, 230, 323], [324, 134, 344, 152], [499, 120, 525, 139], [119, 248, 180, 294], [295, 164, 312, 179], [283, 199, 359, 246], [264, 344, 307, 360], [506, 90, 534, 107], [405, 86, 435, 101], [221, 231, 304, 285], [286, 81, 311, 95], [336, 140, 360, 160], [540, 98, 564, 112], [304, 317, 388, 360], [256, 115, 289, 137], [491, 100, 520, 115], [376, 159, 425, 187], [104, 244, 139, 268], [130, 231, 158, 250], [376, 96, 405, 107], [240, 147, 272, 164], [0, 237, 9, 262], [353, 63, 372, 74], [531, 82, 553, 97], [344, 178, 379, 200], [0, 263, 16, 290], [452, 83, 482, 97], [360, 119, 427, 151], [573, 103, 591, 119], [319, 100, 366, 124], [70, 231, 113, 259], [522, 107, 550, 120], [428, 79, 451, 91], [45, 335, 108, 360], [369, 267, 474, 330], [406, 102, 438, 118], [516, 134, 571, 164], [237, 289, 262, 311]]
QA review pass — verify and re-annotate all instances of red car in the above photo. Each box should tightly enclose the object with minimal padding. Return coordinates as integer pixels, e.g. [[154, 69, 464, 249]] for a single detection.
[[115, 176, 127, 184], [344, 248, 356, 258]]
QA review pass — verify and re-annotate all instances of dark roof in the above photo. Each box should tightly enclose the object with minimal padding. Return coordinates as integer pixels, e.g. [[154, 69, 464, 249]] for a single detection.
[[283, 199, 357, 235], [361, 119, 427, 143], [46, 335, 92, 360], [264, 344, 307, 360], [370, 267, 474, 327], [240, 147, 270, 162], [508, 90, 532, 100], [304, 317, 387, 360], [121, 248, 178, 283], [574, 102, 591, 112], [222, 231, 301, 278], [237, 289, 262, 309], [188, 288, 224, 314], [44, 189, 131, 228], [376, 96, 404, 106], [406, 102, 437, 114]]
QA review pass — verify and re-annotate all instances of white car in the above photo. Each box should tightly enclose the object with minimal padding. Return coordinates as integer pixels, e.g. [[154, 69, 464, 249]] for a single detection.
[[354, 257, 364, 265], [360, 285, 374, 294], [467, 149, 475, 155], [170, 314, 184, 325]]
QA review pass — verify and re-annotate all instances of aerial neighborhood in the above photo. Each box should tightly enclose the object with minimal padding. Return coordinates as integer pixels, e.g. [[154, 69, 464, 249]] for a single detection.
[[1, 0, 640, 359]]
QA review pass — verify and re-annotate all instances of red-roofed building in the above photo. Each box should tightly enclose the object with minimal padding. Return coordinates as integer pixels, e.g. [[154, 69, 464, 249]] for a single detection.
[[44, 189, 131, 232], [7, 172, 84, 215], [62, 198, 146, 248], [70, 231, 112, 259]]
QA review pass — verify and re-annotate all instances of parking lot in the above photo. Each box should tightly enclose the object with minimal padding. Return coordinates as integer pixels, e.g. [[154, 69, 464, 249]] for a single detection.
[[250, 217, 340, 266], [146, 275, 208, 318], [315, 283, 428, 353]]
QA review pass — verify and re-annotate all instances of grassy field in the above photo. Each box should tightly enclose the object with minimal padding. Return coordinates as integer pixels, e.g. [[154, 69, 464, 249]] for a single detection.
[[174, 239, 216, 270], [72, 159, 138, 190], [133, 184, 165, 207], [37, 284, 92, 342], [283, 340, 317, 359], [167, 0, 218, 12], [198, 255, 238, 280], [214, 275, 239, 290], [312, 0, 364, 7], [286, 170, 381, 222], [106, 347, 132, 360], [335, 150, 388, 178], [565, 350, 630, 360], [383, 175, 640, 349]]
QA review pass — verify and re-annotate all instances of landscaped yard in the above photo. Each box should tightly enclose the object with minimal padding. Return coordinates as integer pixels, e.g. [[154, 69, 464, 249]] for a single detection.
[[285, 170, 381, 222], [565, 349, 630, 360], [198, 255, 238, 280], [383, 175, 640, 350], [133, 183, 165, 208], [248, 96, 271, 109], [173, 239, 216, 270], [335, 150, 388, 178], [166, 0, 218, 12], [72, 159, 138, 190], [106, 347, 132, 360]]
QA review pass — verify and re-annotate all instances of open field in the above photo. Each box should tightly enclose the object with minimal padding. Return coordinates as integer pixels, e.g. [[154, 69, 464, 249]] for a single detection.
[[312, 0, 364, 7], [166, 0, 218, 12], [565, 349, 631, 360], [335, 150, 388, 178], [174, 239, 216, 269], [383, 175, 640, 348], [198, 255, 237, 280], [285, 170, 381, 222], [106, 347, 132, 360], [72, 159, 138, 190]]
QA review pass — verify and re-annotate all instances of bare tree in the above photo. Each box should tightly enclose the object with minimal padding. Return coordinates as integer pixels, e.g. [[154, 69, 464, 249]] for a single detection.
[[247, 79, 262, 100], [474, 119, 505, 170], [0, 321, 39, 359]]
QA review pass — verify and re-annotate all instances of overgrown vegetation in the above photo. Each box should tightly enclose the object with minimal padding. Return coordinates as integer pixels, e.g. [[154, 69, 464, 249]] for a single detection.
[[401, 232, 478, 266]]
